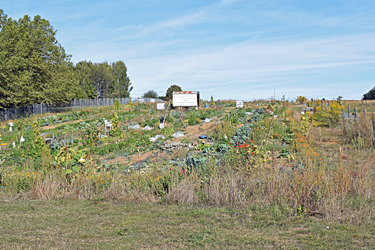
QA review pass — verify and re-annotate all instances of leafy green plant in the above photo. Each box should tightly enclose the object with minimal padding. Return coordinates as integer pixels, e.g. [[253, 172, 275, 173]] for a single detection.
[[111, 111, 121, 137], [230, 123, 253, 145], [81, 127, 100, 148]]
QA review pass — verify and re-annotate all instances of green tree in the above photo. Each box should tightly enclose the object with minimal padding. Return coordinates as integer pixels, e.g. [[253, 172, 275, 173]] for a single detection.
[[73, 60, 132, 99], [142, 90, 158, 98], [0, 10, 78, 108], [111, 60, 132, 98], [165, 85, 182, 101], [90, 62, 113, 99], [73, 61, 96, 99], [211, 96, 215, 107], [363, 87, 375, 100]]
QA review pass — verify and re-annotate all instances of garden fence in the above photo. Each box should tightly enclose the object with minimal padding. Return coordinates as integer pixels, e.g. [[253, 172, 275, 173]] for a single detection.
[[0, 97, 164, 122]]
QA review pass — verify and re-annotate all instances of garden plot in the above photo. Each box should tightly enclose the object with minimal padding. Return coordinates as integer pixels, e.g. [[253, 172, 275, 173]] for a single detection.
[[2, 98, 375, 234], [105, 118, 218, 167]]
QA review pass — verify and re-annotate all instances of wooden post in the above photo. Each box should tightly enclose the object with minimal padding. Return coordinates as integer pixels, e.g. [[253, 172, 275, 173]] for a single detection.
[[179, 112, 187, 129], [354, 107, 357, 119], [364, 108, 367, 119], [348, 105, 351, 118]]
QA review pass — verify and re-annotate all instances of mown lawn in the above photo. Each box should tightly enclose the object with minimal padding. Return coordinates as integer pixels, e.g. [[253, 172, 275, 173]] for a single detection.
[[1, 199, 374, 249]]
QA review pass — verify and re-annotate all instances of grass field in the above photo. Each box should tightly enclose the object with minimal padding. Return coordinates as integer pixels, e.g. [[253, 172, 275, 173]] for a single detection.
[[1, 199, 375, 249], [1, 98, 375, 249]]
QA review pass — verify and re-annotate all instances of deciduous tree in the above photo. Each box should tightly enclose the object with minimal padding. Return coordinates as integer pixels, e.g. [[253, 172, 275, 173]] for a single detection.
[[0, 10, 78, 108], [142, 90, 158, 98], [165, 85, 182, 101]]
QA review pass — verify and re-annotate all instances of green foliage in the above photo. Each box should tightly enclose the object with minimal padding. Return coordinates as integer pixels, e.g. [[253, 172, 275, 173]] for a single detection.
[[250, 108, 265, 123], [55, 147, 89, 178], [165, 85, 182, 101], [142, 90, 158, 98], [230, 123, 254, 145], [111, 111, 121, 137], [186, 112, 201, 126], [111, 60, 133, 98], [312, 100, 343, 127], [297, 96, 308, 104], [30, 120, 49, 159], [211, 96, 215, 107], [0, 10, 78, 108], [225, 109, 247, 124], [73, 61, 97, 99], [73, 60, 132, 99], [162, 126, 175, 137], [213, 120, 236, 143], [81, 127, 100, 148], [363, 87, 375, 100], [114, 99, 120, 110]]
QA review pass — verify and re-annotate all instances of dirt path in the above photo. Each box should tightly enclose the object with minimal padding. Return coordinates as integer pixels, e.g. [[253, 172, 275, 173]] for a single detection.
[[42, 119, 84, 130], [106, 120, 220, 166]]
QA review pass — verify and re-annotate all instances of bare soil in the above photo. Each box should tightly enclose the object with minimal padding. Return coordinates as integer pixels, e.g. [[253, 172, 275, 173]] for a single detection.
[[41, 119, 84, 130], [106, 120, 219, 165]]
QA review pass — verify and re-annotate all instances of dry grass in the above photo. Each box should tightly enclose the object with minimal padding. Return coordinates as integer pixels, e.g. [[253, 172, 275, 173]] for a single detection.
[[2, 101, 375, 249], [0, 199, 374, 249], [165, 177, 198, 204]]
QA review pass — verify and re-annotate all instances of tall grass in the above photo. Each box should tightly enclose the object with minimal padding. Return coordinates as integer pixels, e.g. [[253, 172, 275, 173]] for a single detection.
[[1, 102, 375, 225]]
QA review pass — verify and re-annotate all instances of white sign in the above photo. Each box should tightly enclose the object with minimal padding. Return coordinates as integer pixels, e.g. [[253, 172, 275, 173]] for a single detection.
[[173, 92, 199, 107], [156, 102, 165, 110], [236, 100, 244, 108]]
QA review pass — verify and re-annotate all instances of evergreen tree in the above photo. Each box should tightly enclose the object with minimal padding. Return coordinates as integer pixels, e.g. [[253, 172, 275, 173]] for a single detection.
[[363, 87, 375, 100], [111, 60, 132, 98]]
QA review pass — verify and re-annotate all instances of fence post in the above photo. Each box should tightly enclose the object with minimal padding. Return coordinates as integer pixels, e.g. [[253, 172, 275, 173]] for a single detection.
[[348, 105, 350, 118], [354, 107, 357, 119]]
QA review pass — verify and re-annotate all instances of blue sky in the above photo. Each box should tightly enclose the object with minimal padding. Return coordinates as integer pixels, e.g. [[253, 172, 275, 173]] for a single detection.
[[1, 0, 375, 100]]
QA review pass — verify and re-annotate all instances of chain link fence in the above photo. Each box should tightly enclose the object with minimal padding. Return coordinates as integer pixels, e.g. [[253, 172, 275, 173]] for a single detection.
[[0, 97, 164, 121]]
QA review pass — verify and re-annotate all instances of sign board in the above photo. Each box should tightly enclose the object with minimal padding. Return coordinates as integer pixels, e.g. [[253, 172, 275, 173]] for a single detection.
[[236, 100, 244, 109], [156, 102, 165, 110], [173, 91, 200, 107]]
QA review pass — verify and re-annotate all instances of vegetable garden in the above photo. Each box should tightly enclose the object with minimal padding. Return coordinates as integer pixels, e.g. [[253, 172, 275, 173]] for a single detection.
[[1, 98, 375, 224]]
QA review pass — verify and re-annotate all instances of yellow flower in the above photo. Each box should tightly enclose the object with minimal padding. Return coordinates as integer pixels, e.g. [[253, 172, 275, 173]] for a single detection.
[[78, 157, 86, 163]]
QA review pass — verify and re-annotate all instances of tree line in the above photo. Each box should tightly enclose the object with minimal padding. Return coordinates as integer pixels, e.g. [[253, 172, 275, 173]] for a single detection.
[[0, 10, 132, 109]]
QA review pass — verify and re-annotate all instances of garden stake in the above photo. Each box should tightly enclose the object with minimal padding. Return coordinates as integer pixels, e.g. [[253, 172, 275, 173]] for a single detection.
[[348, 105, 351, 118]]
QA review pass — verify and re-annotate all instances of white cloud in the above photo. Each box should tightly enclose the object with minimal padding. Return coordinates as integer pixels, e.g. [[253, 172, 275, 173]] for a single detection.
[[114, 10, 206, 40], [124, 34, 375, 100]]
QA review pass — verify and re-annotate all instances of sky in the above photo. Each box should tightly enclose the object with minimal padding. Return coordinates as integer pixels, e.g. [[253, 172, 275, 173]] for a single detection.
[[1, 0, 375, 100]]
